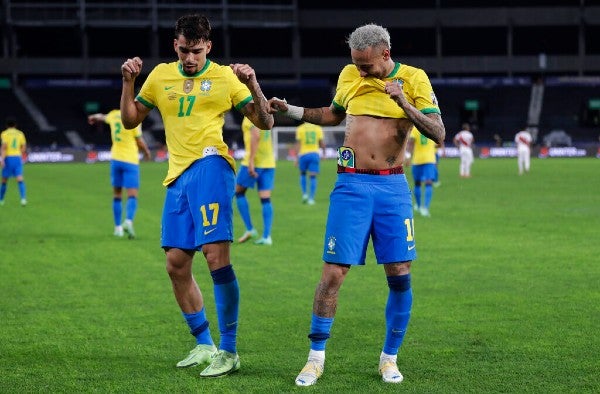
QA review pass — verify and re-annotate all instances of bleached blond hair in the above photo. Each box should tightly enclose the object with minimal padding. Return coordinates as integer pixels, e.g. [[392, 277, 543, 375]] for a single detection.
[[347, 23, 391, 51]]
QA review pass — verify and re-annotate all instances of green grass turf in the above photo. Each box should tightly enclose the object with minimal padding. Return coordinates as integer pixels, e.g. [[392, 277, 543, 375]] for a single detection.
[[0, 157, 598, 393]]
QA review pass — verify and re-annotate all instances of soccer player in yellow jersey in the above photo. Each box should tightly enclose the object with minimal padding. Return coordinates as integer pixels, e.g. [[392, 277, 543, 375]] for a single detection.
[[0, 117, 27, 206], [120, 14, 273, 378], [88, 109, 151, 238], [407, 126, 438, 217], [294, 122, 325, 205], [235, 117, 276, 245], [269, 23, 445, 386]]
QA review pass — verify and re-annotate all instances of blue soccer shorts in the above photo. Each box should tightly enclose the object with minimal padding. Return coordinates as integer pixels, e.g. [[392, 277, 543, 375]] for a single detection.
[[110, 160, 140, 189], [411, 163, 436, 182], [298, 152, 320, 173], [322, 172, 416, 265], [2, 156, 23, 178], [161, 155, 235, 250], [236, 165, 275, 192]]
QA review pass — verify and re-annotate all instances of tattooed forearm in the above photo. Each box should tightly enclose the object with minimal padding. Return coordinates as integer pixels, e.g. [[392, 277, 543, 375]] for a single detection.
[[303, 107, 325, 125]]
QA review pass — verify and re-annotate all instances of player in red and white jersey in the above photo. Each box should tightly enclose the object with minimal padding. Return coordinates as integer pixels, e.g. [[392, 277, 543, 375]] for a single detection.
[[514, 129, 533, 175], [453, 123, 474, 178]]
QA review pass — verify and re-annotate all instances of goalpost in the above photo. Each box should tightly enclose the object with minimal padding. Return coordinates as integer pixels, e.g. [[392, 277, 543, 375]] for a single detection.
[[272, 125, 347, 160]]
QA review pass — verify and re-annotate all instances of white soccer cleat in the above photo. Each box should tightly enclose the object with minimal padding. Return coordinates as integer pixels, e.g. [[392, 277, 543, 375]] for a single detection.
[[295, 359, 324, 387], [420, 207, 431, 217], [237, 228, 257, 243], [379, 358, 404, 384]]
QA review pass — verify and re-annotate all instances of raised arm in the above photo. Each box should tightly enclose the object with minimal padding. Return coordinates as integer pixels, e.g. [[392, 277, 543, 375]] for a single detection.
[[120, 57, 151, 129], [385, 82, 445, 145], [231, 63, 274, 130]]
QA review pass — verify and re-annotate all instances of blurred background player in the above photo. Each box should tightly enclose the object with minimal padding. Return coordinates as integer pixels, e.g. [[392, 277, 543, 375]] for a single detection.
[[294, 122, 325, 205], [0, 117, 27, 206], [433, 141, 444, 187], [407, 126, 437, 217], [235, 117, 276, 246], [453, 123, 474, 178], [88, 109, 151, 238], [514, 128, 533, 175]]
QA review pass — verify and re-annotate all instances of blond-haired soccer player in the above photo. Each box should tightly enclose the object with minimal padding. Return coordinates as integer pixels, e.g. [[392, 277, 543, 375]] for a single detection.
[[120, 14, 273, 378], [514, 128, 533, 175], [407, 127, 438, 217], [88, 110, 151, 238], [0, 117, 27, 206], [295, 122, 325, 205], [235, 117, 276, 245], [269, 23, 445, 386]]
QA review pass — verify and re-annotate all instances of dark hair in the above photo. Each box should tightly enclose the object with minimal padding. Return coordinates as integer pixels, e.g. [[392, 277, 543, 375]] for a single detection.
[[175, 14, 211, 44], [5, 117, 16, 128]]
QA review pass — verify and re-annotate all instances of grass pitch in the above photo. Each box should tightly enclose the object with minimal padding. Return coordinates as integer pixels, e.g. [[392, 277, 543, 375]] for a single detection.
[[0, 157, 598, 393]]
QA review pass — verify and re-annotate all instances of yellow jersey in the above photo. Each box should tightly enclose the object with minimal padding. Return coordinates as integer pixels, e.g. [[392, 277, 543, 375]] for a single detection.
[[295, 123, 324, 155], [410, 127, 436, 165], [1, 127, 26, 157], [332, 62, 440, 118], [240, 117, 275, 168], [136, 60, 252, 186], [105, 109, 143, 164]]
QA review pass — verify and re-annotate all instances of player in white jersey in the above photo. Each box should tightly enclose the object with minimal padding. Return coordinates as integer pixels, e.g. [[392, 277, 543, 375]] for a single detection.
[[514, 129, 533, 175], [453, 123, 474, 178]]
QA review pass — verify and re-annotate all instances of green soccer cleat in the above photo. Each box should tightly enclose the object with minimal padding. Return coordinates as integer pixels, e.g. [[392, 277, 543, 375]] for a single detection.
[[176, 344, 218, 368], [379, 358, 404, 384], [122, 221, 135, 239], [199, 350, 240, 378], [295, 359, 324, 386]]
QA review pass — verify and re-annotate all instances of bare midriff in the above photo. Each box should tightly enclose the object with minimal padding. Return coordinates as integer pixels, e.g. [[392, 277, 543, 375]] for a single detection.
[[343, 114, 412, 169]]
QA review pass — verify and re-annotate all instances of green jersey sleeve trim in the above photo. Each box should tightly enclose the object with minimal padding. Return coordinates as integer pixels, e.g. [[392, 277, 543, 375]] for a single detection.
[[332, 100, 346, 113], [235, 96, 253, 111], [421, 107, 441, 115], [136, 96, 155, 109]]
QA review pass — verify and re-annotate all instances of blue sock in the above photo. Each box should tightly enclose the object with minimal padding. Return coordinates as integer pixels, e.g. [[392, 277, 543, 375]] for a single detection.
[[112, 197, 122, 226], [260, 197, 272, 238], [235, 192, 253, 231], [211, 265, 239, 354], [18, 181, 26, 199], [0, 183, 6, 200], [126, 196, 137, 221], [414, 184, 422, 207], [309, 175, 317, 199], [424, 184, 433, 208], [183, 308, 214, 346], [383, 274, 412, 355], [308, 313, 334, 351], [300, 173, 307, 195]]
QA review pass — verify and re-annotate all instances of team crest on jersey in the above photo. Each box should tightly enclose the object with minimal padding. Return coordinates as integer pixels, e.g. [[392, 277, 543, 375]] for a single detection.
[[392, 78, 404, 87], [200, 79, 212, 94], [326, 236, 336, 255], [183, 79, 194, 94]]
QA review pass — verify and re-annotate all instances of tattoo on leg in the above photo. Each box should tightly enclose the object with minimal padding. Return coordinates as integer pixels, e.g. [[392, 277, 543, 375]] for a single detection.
[[313, 282, 338, 318]]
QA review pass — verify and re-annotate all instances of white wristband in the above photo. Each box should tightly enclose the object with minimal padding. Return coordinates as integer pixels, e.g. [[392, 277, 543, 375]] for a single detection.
[[285, 104, 304, 121]]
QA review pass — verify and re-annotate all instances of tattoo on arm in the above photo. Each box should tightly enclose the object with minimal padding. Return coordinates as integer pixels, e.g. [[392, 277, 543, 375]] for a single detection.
[[303, 108, 324, 124]]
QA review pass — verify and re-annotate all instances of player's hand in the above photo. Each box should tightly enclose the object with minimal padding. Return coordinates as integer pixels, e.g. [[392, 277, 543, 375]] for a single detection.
[[249, 164, 258, 178], [122, 57, 143, 82], [268, 97, 288, 114], [230, 63, 256, 84], [385, 81, 408, 107]]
